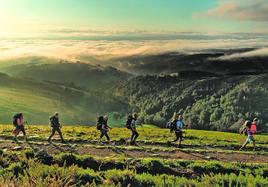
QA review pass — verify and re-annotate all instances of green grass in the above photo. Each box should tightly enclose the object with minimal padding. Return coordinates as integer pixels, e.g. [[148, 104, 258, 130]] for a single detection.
[[0, 125, 267, 150], [0, 125, 267, 186], [0, 151, 267, 186]]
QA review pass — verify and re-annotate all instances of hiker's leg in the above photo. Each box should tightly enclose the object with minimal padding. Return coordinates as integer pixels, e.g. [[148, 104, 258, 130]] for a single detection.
[[105, 133, 110, 141], [100, 132, 104, 139], [240, 139, 248, 150], [21, 127, 26, 136], [100, 130, 106, 140], [133, 131, 139, 142], [48, 129, 56, 141], [253, 139, 256, 150], [131, 129, 135, 142], [57, 128, 65, 142], [178, 132, 183, 146], [178, 137, 182, 147], [173, 132, 179, 142]]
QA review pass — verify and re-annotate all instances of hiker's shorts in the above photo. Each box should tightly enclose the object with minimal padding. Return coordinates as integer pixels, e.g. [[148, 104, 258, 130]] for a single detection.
[[52, 126, 61, 132], [247, 135, 255, 144], [175, 130, 183, 138], [100, 128, 108, 134]]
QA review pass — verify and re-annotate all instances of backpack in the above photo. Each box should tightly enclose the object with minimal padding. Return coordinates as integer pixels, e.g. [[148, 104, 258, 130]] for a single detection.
[[126, 115, 133, 129], [97, 116, 104, 130], [97, 123, 102, 130], [170, 119, 178, 132], [50, 116, 59, 127], [250, 123, 257, 134], [245, 121, 251, 128], [12, 114, 21, 127]]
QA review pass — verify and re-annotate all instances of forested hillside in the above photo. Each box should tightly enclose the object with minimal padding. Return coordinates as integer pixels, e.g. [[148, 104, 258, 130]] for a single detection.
[[116, 74, 268, 131]]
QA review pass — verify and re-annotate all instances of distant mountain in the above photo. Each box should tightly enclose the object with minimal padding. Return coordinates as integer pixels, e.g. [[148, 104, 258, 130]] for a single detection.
[[111, 49, 268, 76], [0, 56, 57, 69], [0, 60, 131, 91]]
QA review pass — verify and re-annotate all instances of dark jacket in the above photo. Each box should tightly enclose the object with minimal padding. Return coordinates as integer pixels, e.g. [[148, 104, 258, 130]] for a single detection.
[[50, 116, 60, 128]]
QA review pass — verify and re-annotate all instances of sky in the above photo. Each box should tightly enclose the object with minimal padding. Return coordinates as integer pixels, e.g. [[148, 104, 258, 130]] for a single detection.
[[0, 0, 268, 61], [0, 0, 267, 37]]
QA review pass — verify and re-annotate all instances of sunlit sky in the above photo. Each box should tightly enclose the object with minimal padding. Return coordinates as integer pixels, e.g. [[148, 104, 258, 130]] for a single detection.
[[0, 0, 268, 60], [0, 0, 267, 37]]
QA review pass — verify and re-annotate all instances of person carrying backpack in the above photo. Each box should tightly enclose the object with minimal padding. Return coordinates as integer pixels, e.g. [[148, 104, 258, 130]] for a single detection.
[[239, 118, 257, 151], [12, 113, 27, 141], [171, 114, 186, 148], [126, 113, 139, 145], [97, 115, 111, 143], [48, 112, 65, 143]]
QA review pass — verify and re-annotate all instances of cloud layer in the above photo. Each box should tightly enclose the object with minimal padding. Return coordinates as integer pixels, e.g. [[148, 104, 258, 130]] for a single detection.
[[0, 35, 268, 63], [200, 0, 268, 22]]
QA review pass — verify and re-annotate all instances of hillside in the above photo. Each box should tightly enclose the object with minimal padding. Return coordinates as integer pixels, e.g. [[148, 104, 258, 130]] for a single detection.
[[1, 54, 268, 131], [0, 60, 131, 91], [116, 73, 268, 131], [0, 73, 128, 124]]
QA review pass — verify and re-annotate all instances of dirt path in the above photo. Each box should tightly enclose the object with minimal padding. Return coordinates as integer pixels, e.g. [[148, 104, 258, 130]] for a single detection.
[[1, 139, 267, 163]]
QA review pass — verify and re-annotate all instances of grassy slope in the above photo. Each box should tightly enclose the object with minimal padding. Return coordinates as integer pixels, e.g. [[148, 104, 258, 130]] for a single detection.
[[0, 57, 131, 125], [0, 73, 128, 125], [0, 125, 267, 150]]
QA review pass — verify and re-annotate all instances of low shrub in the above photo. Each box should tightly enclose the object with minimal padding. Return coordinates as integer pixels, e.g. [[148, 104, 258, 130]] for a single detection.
[[77, 156, 99, 170], [75, 168, 102, 185], [35, 150, 53, 165], [188, 161, 239, 176], [24, 149, 35, 159]]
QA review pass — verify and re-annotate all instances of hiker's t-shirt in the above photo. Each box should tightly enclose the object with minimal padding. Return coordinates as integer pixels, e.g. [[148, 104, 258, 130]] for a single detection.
[[176, 120, 184, 130]]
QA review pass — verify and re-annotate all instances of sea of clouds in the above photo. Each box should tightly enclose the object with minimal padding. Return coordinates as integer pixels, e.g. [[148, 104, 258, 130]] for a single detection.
[[0, 33, 268, 63]]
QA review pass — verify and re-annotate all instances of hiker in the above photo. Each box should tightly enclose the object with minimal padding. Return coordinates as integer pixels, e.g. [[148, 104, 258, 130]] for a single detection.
[[239, 118, 257, 151], [171, 114, 186, 147], [12, 113, 27, 141], [126, 113, 139, 145], [97, 115, 111, 143], [48, 112, 65, 143]]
